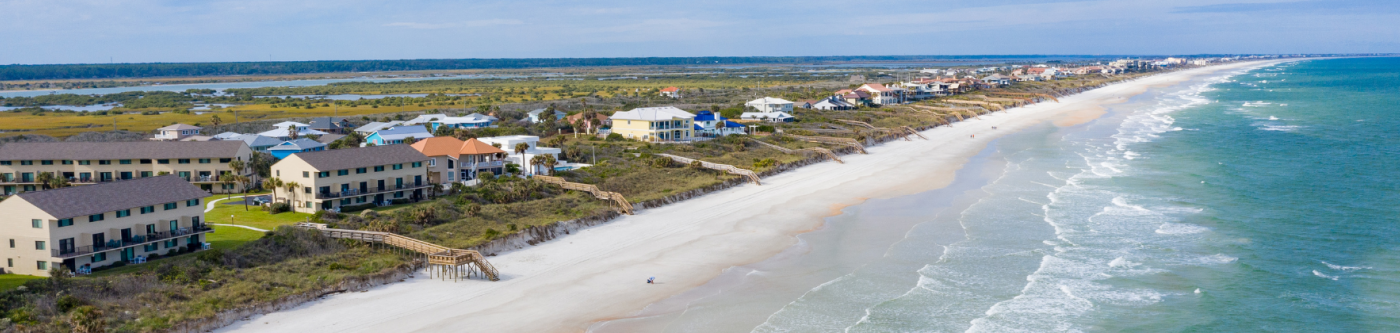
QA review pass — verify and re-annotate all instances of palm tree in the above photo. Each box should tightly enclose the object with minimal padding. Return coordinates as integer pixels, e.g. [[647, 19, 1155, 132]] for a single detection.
[[219, 171, 236, 199], [35, 172, 54, 190], [543, 155, 558, 176], [287, 125, 300, 140], [236, 175, 251, 211], [47, 177, 70, 190], [263, 177, 282, 204], [529, 155, 546, 176], [514, 142, 530, 175], [284, 181, 300, 206]]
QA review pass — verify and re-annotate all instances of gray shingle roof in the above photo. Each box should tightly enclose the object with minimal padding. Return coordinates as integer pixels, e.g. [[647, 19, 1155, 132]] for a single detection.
[[0, 141, 248, 160], [15, 175, 210, 220], [285, 144, 427, 170]]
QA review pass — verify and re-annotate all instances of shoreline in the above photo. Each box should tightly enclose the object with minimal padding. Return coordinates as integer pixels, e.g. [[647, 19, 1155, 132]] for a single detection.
[[219, 61, 1280, 333]]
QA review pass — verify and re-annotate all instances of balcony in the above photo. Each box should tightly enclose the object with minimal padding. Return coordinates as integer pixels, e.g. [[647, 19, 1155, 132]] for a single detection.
[[462, 160, 505, 170], [192, 175, 218, 182], [315, 182, 430, 199], [51, 226, 213, 259]]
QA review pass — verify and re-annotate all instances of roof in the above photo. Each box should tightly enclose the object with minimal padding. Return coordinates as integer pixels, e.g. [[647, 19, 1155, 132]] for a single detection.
[[566, 112, 609, 123], [0, 141, 248, 160], [371, 125, 434, 141], [723, 120, 745, 127], [746, 97, 794, 105], [156, 123, 201, 131], [612, 106, 695, 121], [660, 87, 680, 92], [740, 111, 794, 119], [404, 113, 496, 125], [226, 134, 282, 148], [257, 127, 329, 138], [314, 134, 345, 144], [694, 110, 721, 122], [859, 83, 893, 92], [307, 117, 350, 130], [269, 138, 326, 151], [13, 175, 209, 220], [271, 121, 310, 128], [410, 137, 505, 158], [283, 144, 427, 170], [694, 124, 704, 131], [354, 121, 403, 133]]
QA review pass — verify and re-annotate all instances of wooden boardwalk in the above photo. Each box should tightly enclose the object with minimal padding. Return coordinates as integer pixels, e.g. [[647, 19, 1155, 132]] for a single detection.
[[747, 138, 843, 163], [781, 133, 868, 154], [297, 223, 500, 282], [834, 120, 927, 141], [534, 175, 636, 214], [656, 154, 762, 185]]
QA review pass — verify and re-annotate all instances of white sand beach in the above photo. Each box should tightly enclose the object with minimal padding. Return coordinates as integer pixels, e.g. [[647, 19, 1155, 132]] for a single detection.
[[219, 61, 1274, 333]]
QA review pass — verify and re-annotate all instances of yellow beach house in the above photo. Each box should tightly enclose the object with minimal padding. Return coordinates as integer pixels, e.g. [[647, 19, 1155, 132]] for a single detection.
[[610, 106, 696, 142]]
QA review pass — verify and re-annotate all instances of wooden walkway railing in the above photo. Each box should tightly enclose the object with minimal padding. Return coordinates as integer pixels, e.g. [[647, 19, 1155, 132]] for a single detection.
[[781, 133, 868, 154], [656, 154, 761, 185], [297, 223, 500, 282], [944, 99, 1005, 111], [984, 91, 1059, 102], [747, 138, 842, 164], [833, 120, 926, 141], [534, 176, 635, 214]]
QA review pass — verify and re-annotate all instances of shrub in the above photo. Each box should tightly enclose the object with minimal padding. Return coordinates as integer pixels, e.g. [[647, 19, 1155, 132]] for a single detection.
[[56, 295, 84, 313], [264, 202, 291, 214], [605, 133, 623, 141]]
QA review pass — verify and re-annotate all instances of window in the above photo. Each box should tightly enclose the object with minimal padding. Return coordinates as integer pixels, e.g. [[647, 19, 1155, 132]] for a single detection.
[[119, 159, 132, 165], [93, 252, 106, 262], [140, 206, 155, 214], [186, 199, 200, 207], [429, 158, 437, 166], [36, 261, 46, 270], [140, 159, 152, 164], [157, 159, 170, 164], [303, 171, 310, 178], [412, 162, 423, 168], [198, 158, 211, 164], [220, 158, 232, 163], [276, 170, 280, 177], [337, 170, 349, 176], [140, 171, 152, 178], [58, 219, 72, 227], [304, 187, 312, 194], [98, 160, 111, 165], [178, 159, 191, 164], [164, 203, 177, 210], [40, 160, 53, 165], [116, 210, 131, 218], [31, 219, 41, 228], [392, 164, 403, 170], [356, 168, 367, 174], [34, 241, 44, 250], [19, 161, 32, 165], [89, 214, 104, 222], [61, 160, 73, 165], [0, 161, 8, 165], [374, 166, 384, 172], [318, 171, 330, 178]]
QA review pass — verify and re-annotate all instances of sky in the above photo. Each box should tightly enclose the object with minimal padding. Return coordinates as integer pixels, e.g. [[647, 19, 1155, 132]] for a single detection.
[[2, 0, 1398, 65]]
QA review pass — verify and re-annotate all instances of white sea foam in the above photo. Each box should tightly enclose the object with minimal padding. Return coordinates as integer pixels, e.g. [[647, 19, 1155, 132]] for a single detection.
[[1322, 261, 1372, 271], [1313, 270, 1340, 281], [1156, 222, 1210, 235]]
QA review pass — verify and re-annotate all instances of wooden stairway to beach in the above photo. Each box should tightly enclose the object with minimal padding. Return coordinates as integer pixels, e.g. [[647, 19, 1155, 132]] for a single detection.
[[834, 120, 927, 141], [784, 133, 868, 153], [747, 138, 843, 164], [297, 223, 500, 282], [656, 154, 762, 185], [534, 176, 636, 215]]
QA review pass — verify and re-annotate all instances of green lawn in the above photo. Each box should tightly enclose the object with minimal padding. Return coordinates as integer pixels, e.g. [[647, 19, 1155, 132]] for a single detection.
[[207, 200, 314, 231], [0, 274, 43, 291], [207, 225, 267, 250]]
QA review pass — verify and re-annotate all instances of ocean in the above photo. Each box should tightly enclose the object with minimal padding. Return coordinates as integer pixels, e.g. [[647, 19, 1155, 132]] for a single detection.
[[592, 57, 1400, 332]]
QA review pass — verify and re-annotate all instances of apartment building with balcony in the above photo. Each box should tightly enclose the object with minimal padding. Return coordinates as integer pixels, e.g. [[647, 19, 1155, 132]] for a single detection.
[[409, 137, 507, 185], [0, 175, 212, 276], [0, 141, 255, 196], [269, 145, 432, 213]]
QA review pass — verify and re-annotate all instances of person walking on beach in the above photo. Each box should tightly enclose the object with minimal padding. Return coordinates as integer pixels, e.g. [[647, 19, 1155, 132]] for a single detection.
[[971, 134, 975, 139], [647, 277, 655, 284]]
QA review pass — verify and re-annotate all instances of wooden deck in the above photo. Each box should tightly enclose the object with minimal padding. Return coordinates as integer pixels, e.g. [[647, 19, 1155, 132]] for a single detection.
[[656, 154, 761, 185], [534, 176, 636, 214], [298, 223, 500, 282], [747, 138, 843, 164]]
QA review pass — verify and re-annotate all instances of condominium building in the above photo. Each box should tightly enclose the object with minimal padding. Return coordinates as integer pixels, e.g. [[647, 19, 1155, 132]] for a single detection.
[[409, 137, 507, 185], [611, 106, 695, 142], [268, 145, 432, 213], [0, 175, 212, 276], [0, 141, 255, 196]]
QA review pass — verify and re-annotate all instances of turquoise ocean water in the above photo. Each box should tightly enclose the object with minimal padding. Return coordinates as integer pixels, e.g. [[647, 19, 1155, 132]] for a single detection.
[[593, 57, 1400, 332]]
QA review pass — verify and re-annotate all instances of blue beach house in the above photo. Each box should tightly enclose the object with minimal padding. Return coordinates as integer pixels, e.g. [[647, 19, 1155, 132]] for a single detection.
[[365, 126, 435, 146], [268, 138, 327, 159], [405, 113, 498, 132]]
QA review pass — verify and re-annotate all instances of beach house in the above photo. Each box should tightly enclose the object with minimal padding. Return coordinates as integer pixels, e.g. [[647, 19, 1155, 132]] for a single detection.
[[659, 87, 681, 98], [476, 135, 562, 175], [740, 111, 795, 123], [855, 83, 905, 105], [307, 117, 353, 134], [364, 126, 434, 146], [268, 145, 431, 213], [0, 175, 212, 276], [213, 132, 281, 152], [611, 106, 695, 142], [404, 113, 497, 131], [527, 109, 567, 123], [150, 124, 202, 141], [745, 97, 795, 113], [0, 141, 254, 195], [353, 121, 405, 136], [693, 111, 747, 137], [409, 137, 507, 184], [810, 97, 856, 110], [258, 121, 329, 140], [267, 138, 328, 160]]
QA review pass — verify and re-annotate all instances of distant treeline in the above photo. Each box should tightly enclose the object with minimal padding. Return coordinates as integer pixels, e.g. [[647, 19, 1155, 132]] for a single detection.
[[0, 55, 1100, 81]]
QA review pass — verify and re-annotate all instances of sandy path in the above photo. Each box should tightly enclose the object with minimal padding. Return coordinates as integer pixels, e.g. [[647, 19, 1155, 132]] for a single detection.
[[218, 61, 1275, 333]]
